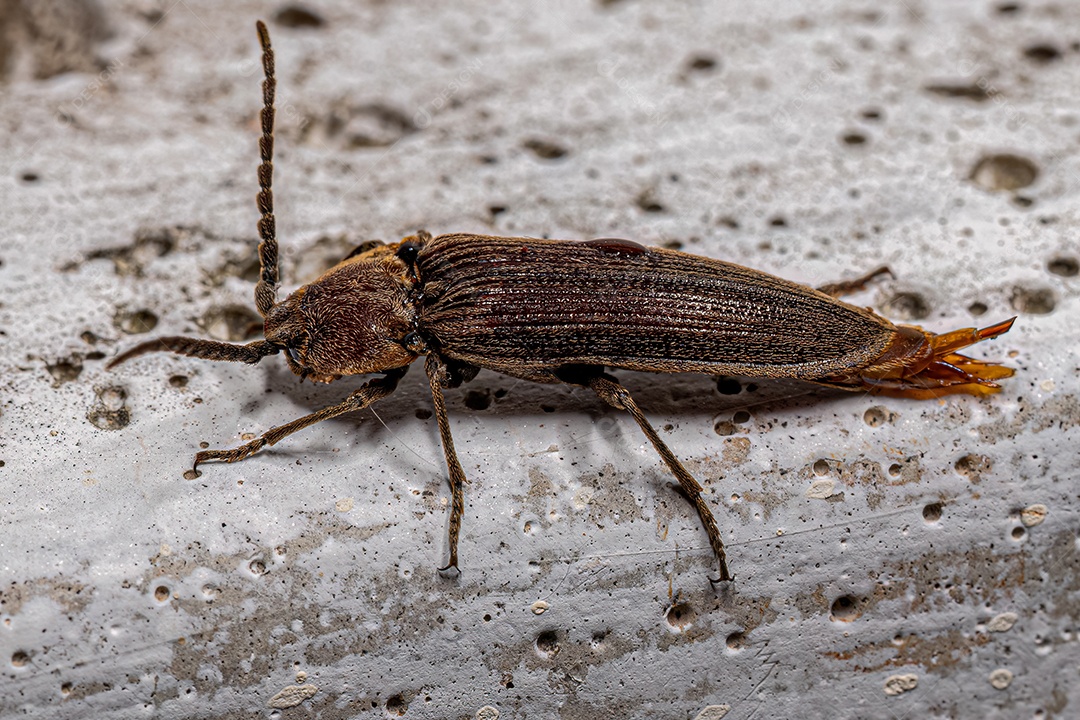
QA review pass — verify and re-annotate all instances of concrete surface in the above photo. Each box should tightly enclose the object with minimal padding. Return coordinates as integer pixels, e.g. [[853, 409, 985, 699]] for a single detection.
[[1, 1, 1078, 719]]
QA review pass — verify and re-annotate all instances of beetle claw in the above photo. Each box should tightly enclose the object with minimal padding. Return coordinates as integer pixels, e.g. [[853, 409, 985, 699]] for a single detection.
[[437, 563, 461, 580]]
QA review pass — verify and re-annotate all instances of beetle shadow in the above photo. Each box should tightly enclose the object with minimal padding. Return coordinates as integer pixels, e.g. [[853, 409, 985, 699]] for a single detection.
[[250, 357, 866, 465], [256, 357, 855, 418]]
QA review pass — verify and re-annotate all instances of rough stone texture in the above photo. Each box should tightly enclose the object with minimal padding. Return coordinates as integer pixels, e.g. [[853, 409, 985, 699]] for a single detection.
[[1, 1, 1078, 719]]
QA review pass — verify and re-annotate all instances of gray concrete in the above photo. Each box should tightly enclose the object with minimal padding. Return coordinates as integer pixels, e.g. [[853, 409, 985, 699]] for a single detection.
[[1, 1, 1077, 718]]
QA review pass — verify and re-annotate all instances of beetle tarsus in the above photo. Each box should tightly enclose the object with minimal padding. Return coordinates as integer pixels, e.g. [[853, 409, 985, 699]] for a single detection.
[[437, 561, 461, 579], [709, 572, 734, 588]]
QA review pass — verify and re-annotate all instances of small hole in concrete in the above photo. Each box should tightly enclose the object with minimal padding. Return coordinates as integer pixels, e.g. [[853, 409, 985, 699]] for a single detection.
[[274, 5, 325, 28], [153, 585, 170, 602], [716, 377, 742, 395], [1010, 286, 1056, 314], [955, 454, 990, 480], [888, 463, 903, 477], [883, 292, 931, 321], [970, 153, 1039, 191], [464, 389, 491, 411], [201, 305, 261, 341], [87, 386, 130, 430], [863, 406, 887, 427], [924, 82, 994, 100], [1047, 256, 1078, 277], [842, 131, 867, 145], [714, 420, 737, 436], [168, 375, 188, 388], [830, 595, 860, 621], [1024, 43, 1061, 63], [46, 358, 83, 386], [813, 459, 831, 476], [414, 408, 432, 420], [923, 502, 943, 523], [687, 54, 718, 71], [665, 602, 695, 631], [732, 410, 751, 424], [183, 469, 201, 481], [11, 650, 29, 667], [535, 630, 560, 658], [1012, 526, 1026, 540], [968, 301, 988, 316], [114, 309, 159, 335], [726, 631, 746, 650], [385, 693, 408, 717], [636, 191, 665, 213], [523, 138, 568, 160]]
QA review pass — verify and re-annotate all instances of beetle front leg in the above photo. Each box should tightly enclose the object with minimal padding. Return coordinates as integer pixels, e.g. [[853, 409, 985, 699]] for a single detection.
[[586, 374, 732, 583], [193, 368, 406, 470], [425, 354, 469, 576]]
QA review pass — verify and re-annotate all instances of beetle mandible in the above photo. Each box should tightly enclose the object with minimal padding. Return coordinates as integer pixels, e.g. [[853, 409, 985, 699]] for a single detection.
[[109, 21, 1015, 583]]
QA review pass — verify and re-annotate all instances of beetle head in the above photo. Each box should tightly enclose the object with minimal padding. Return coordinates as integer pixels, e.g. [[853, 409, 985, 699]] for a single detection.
[[263, 251, 419, 383]]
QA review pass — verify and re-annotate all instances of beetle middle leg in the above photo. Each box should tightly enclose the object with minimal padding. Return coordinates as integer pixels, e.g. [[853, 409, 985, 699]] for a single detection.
[[562, 368, 732, 582], [192, 367, 406, 470], [424, 354, 470, 575]]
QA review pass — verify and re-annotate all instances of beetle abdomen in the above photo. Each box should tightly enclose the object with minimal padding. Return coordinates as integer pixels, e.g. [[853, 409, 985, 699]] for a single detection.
[[416, 234, 893, 379]]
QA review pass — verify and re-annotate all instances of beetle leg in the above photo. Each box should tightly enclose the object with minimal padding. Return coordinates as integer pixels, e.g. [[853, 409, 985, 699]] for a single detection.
[[425, 354, 469, 576], [585, 373, 733, 583], [193, 367, 406, 469], [817, 265, 892, 298]]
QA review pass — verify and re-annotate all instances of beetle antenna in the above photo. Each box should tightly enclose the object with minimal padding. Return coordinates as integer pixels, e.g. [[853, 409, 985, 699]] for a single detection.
[[254, 19, 278, 317], [106, 337, 278, 370]]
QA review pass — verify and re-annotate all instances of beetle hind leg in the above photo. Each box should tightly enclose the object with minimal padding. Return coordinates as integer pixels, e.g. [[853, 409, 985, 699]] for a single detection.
[[580, 372, 732, 583], [817, 266, 892, 298]]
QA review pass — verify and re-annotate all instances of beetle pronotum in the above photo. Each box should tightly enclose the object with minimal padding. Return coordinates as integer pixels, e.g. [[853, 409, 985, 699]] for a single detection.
[[110, 21, 1014, 582]]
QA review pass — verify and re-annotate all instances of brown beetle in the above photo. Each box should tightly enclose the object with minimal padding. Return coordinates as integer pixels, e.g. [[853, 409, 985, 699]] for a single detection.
[[110, 22, 1014, 582]]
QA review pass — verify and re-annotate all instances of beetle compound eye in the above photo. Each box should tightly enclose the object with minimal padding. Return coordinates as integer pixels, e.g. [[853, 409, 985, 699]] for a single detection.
[[285, 346, 301, 364], [396, 242, 420, 265]]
